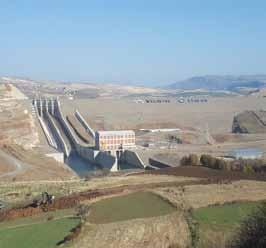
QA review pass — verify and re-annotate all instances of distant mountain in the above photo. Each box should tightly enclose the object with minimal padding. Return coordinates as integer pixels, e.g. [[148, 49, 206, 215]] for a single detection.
[[166, 75, 266, 91]]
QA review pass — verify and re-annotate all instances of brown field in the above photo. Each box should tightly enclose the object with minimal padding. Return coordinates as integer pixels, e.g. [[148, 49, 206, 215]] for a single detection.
[[154, 180, 266, 209], [60, 96, 266, 134], [73, 212, 190, 248]]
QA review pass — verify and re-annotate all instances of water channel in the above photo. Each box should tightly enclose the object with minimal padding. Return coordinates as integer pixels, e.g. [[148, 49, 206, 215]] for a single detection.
[[65, 152, 99, 178]]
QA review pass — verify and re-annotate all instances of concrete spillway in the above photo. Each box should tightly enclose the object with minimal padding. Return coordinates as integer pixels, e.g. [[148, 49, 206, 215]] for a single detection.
[[48, 114, 72, 151], [33, 98, 145, 175]]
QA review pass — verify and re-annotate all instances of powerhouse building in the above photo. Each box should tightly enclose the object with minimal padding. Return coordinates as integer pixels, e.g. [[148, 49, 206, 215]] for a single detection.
[[95, 130, 136, 151]]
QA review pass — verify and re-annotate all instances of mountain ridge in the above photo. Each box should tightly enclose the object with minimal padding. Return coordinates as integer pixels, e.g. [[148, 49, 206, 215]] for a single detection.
[[166, 75, 266, 91]]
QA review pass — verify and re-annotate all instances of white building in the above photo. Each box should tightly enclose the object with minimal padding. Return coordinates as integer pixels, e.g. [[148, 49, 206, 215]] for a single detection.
[[95, 130, 136, 151]]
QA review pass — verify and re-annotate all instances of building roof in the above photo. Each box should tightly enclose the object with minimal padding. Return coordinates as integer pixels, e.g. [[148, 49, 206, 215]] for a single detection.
[[96, 130, 135, 136]]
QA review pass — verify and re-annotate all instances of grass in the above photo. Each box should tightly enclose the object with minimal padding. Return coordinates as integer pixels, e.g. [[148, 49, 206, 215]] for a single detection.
[[0, 208, 76, 230], [89, 191, 176, 224], [0, 210, 80, 248], [193, 202, 259, 230], [193, 202, 261, 248]]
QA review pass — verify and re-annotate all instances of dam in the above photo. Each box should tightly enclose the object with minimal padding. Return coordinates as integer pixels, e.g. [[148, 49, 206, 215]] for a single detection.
[[32, 98, 145, 176]]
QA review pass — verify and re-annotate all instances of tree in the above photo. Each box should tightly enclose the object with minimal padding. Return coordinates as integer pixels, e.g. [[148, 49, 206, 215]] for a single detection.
[[228, 202, 266, 248], [215, 158, 228, 170], [180, 154, 199, 166], [188, 154, 199, 166], [200, 154, 216, 168], [243, 165, 254, 174], [200, 154, 209, 167], [77, 204, 90, 222], [180, 156, 189, 166]]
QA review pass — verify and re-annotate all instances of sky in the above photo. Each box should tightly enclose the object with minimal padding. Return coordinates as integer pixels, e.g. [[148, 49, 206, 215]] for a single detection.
[[0, 0, 266, 86]]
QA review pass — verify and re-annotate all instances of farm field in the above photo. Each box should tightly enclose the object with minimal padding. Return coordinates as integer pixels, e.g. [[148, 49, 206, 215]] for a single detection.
[[193, 201, 261, 248], [0, 208, 79, 248], [89, 191, 176, 224]]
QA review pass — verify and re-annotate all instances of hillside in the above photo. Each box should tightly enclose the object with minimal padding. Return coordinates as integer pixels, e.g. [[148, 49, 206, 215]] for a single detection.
[[0, 76, 161, 99], [232, 110, 266, 134], [167, 75, 266, 91]]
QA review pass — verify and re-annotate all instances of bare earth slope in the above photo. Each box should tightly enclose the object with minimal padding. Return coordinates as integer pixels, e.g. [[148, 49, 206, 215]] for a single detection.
[[232, 110, 266, 133], [0, 83, 76, 181]]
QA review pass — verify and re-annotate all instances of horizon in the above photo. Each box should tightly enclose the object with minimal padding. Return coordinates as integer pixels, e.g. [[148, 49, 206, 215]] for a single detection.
[[1, 1, 266, 86], [2, 74, 266, 88]]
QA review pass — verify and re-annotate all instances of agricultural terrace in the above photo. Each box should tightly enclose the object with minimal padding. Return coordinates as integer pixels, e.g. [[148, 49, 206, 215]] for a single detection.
[[89, 191, 176, 224], [193, 202, 262, 248], [0, 209, 80, 248]]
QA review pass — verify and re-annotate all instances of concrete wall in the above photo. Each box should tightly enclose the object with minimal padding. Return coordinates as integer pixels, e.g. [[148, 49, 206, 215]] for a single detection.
[[148, 158, 172, 169], [54, 99, 118, 171], [54, 100, 80, 146], [77, 145, 98, 163], [75, 110, 95, 138], [121, 150, 145, 169], [95, 151, 118, 171], [34, 101, 57, 148], [38, 116, 57, 148]]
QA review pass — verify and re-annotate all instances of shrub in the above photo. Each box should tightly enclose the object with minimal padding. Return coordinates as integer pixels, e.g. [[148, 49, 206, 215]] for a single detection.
[[200, 154, 209, 166], [228, 202, 266, 248], [189, 154, 199, 166], [180, 154, 199, 166], [215, 159, 228, 170], [200, 154, 216, 168], [77, 204, 90, 222], [47, 215, 54, 221], [243, 165, 254, 174], [180, 156, 189, 166]]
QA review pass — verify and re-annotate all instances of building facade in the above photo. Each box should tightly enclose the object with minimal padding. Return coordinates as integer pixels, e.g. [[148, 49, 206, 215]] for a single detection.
[[95, 130, 136, 151]]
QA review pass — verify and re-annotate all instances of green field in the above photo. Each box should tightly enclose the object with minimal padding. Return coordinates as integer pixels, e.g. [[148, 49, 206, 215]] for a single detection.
[[89, 191, 176, 224], [0, 210, 80, 248], [193, 202, 259, 230], [193, 202, 261, 247]]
